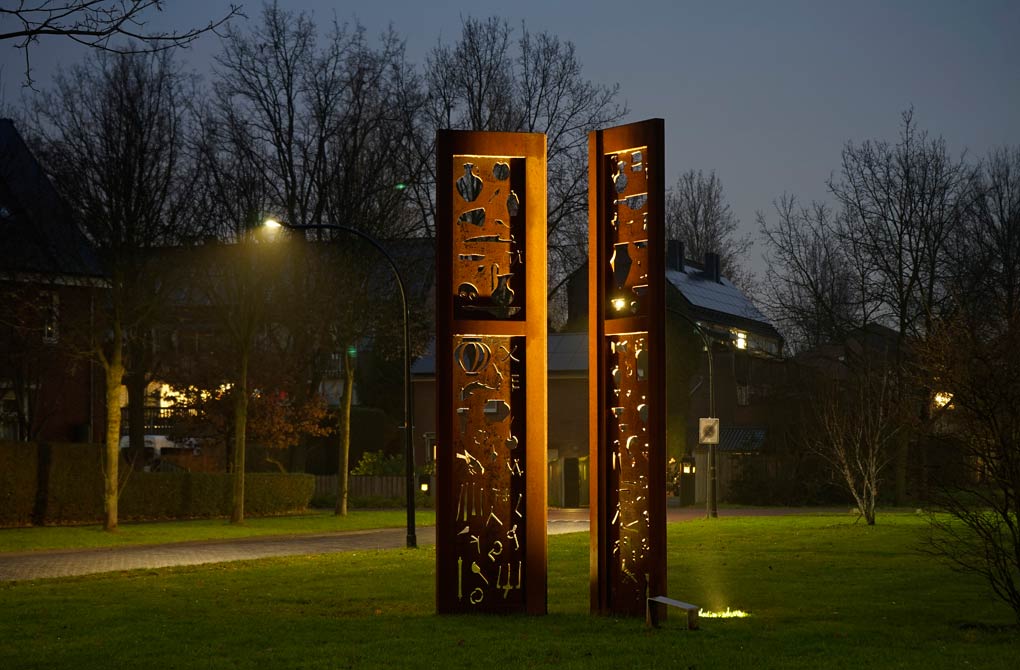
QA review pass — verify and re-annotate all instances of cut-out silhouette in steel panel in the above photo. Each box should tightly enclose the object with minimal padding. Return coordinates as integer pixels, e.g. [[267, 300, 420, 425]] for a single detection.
[[436, 130, 547, 616], [589, 120, 666, 618], [452, 156, 527, 321], [450, 334, 527, 610]]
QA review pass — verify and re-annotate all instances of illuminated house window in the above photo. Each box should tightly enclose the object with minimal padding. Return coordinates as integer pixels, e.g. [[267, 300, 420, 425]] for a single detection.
[[41, 292, 59, 344], [932, 391, 953, 410]]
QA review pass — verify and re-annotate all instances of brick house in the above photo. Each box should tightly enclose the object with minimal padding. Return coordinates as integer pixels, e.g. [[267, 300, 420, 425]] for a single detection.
[[0, 118, 103, 442]]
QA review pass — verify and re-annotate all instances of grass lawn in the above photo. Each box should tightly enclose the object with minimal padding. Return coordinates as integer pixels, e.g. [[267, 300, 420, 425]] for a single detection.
[[1, 513, 1016, 669], [0, 509, 437, 553]]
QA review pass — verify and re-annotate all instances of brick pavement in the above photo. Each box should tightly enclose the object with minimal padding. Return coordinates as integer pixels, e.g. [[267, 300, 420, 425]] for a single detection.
[[0, 507, 839, 582], [0, 527, 437, 582]]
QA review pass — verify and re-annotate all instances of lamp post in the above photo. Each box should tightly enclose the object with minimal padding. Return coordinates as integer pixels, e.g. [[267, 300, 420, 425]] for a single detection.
[[666, 307, 718, 519], [264, 218, 417, 548]]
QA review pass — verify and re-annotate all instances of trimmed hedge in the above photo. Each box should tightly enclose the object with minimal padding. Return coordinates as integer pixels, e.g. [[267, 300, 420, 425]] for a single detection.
[[244, 474, 315, 516], [0, 441, 38, 526], [0, 441, 314, 526], [44, 442, 104, 524]]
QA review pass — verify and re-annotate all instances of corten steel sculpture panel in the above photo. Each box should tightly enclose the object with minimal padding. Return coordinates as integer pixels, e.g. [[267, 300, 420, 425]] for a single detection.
[[436, 131, 547, 615], [588, 119, 666, 617]]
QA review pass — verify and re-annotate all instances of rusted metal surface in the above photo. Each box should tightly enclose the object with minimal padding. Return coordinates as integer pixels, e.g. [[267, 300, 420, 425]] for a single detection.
[[588, 119, 666, 617], [436, 130, 547, 615]]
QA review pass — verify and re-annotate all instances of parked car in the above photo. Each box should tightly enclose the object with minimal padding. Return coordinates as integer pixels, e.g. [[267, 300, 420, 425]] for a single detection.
[[118, 435, 177, 458]]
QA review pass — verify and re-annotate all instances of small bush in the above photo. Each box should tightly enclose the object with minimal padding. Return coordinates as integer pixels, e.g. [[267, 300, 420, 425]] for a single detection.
[[351, 450, 405, 476]]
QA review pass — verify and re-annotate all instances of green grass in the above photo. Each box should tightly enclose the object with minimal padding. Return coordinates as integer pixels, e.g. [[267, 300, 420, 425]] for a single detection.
[[0, 509, 436, 553], [1, 513, 1017, 669]]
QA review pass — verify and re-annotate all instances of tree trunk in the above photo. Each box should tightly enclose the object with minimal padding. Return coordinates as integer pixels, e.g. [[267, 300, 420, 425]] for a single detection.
[[231, 352, 248, 524], [336, 349, 355, 517], [103, 351, 124, 532]]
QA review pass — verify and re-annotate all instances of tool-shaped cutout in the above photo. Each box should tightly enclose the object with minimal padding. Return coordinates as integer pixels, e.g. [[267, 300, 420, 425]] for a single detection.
[[456, 449, 484, 475], [506, 524, 520, 551], [471, 561, 489, 585], [465, 234, 513, 244], [614, 193, 647, 211], [483, 399, 511, 423], [498, 565, 513, 599], [460, 380, 497, 401]]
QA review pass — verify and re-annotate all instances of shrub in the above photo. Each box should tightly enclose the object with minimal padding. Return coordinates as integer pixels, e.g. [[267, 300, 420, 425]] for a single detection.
[[351, 450, 405, 476], [43, 443, 104, 524], [244, 473, 314, 516], [0, 441, 315, 525]]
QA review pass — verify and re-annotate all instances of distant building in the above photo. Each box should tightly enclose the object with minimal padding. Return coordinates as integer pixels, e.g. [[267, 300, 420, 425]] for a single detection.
[[414, 241, 783, 507], [0, 118, 103, 442], [659, 241, 783, 503]]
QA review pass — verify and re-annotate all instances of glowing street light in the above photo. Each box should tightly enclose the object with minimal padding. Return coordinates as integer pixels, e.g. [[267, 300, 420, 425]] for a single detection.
[[264, 217, 417, 548]]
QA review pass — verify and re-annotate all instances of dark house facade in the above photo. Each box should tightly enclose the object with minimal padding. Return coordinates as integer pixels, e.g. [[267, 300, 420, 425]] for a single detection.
[[413, 242, 784, 507], [0, 119, 102, 443], [567, 242, 784, 504]]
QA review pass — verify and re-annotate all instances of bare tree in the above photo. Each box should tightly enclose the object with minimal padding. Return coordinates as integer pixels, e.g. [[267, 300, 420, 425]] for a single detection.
[[666, 169, 752, 288], [416, 16, 626, 305], [829, 108, 975, 506], [1, 1, 241, 86], [757, 195, 872, 353], [829, 108, 973, 343], [209, 2, 425, 517], [921, 146, 1020, 623], [759, 109, 974, 504], [805, 361, 902, 525], [31, 48, 196, 530]]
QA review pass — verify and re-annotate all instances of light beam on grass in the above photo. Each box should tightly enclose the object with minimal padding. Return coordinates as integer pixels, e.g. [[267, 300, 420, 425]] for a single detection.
[[699, 607, 750, 618]]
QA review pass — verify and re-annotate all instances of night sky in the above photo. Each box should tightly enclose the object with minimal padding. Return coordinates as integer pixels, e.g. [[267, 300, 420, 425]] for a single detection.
[[3, 0, 1018, 274]]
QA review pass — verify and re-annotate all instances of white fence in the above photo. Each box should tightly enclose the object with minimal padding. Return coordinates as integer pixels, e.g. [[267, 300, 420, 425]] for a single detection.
[[314, 475, 406, 501]]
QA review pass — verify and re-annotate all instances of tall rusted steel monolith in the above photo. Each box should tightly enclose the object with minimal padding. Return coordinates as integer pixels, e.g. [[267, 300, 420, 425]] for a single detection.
[[588, 119, 667, 617], [435, 130, 548, 615]]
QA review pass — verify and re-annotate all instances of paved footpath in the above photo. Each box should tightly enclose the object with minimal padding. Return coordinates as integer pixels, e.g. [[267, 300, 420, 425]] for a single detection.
[[0, 507, 841, 582]]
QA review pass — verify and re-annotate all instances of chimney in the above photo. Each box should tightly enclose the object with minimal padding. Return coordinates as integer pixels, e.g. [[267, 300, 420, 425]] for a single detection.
[[666, 239, 685, 272], [704, 252, 721, 283]]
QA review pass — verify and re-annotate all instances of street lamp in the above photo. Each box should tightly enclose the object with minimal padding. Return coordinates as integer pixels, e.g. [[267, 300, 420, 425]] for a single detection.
[[264, 218, 417, 548], [665, 306, 719, 519]]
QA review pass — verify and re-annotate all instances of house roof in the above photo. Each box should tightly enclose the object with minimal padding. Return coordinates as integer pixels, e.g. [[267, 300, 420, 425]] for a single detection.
[[412, 331, 588, 377], [564, 257, 782, 347], [666, 261, 781, 343], [667, 265, 768, 323], [0, 118, 99, 279]]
